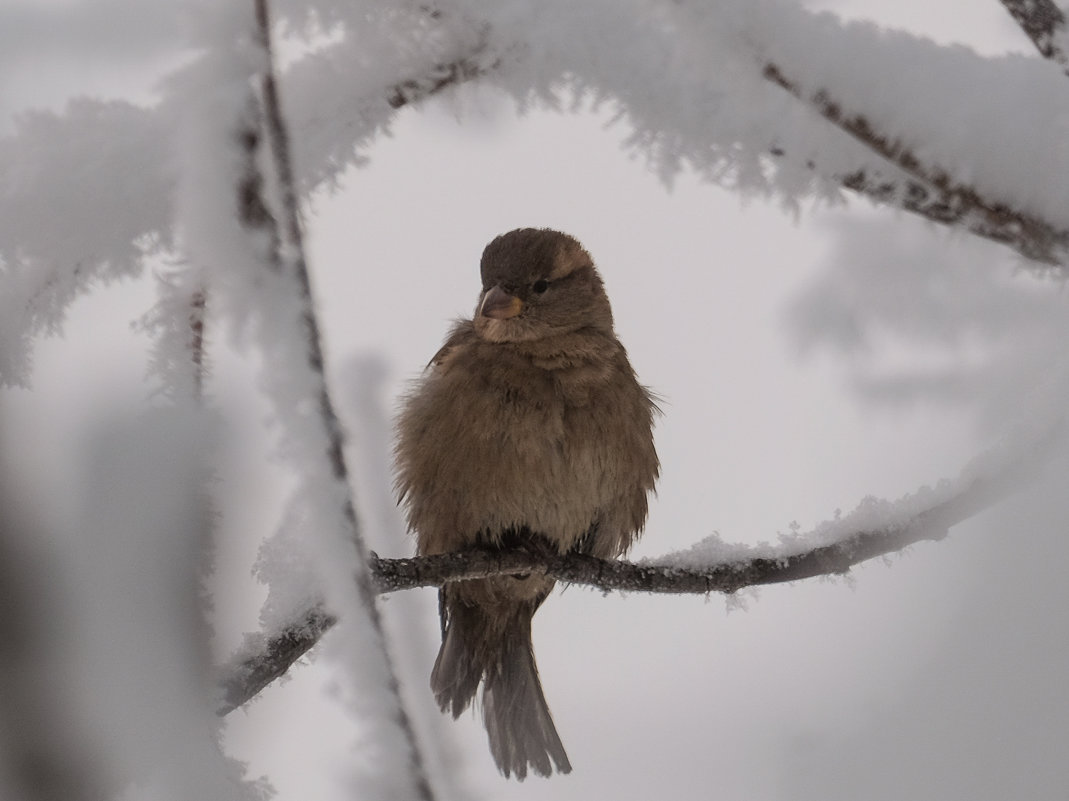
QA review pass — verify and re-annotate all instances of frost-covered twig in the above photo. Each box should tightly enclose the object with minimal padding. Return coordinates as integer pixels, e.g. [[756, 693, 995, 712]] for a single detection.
[[835, 168, 1065, 265], [6, 0, 1069, 366], [216, 605, 336, 716], [336, 15, 1069, 268], [763, 62, 1069, 266], [1000, 0, 1069, 72], [189, 288, 207, 401], [230, 2, 437, 797], [387, 51, 494, 109], [370, 442, 1036, 593], [219, 412, 1057, 711], [368, 536, 905, 597], [218, 494, 955, 712]]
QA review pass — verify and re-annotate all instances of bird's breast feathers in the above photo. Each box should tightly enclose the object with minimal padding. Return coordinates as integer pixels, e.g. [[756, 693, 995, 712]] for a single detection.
[[397, 328, 656, 555]]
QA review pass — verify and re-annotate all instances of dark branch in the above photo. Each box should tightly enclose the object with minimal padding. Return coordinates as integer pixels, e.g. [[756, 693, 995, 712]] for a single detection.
[[255, 0, 353, 493], [764, 62, 1069, 267], [215, 8, 1067, 719], [216, 606, 336, 716], [189, 289, 207, 402], [384, 33, 1069, 267], [836, 168, 1063, 265], [369, 529, 937, 598], [243, 3, 436, 797], [999, 0, 1069, 71], [371, 445, 1029, 594], [218, 429, 1046, 713], [387, 54, 493, 109], [384, 12, 496, 110]]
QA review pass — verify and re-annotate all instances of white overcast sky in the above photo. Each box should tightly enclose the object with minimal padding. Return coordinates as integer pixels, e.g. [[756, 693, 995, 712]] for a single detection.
[[3, 2, 1068, 800]]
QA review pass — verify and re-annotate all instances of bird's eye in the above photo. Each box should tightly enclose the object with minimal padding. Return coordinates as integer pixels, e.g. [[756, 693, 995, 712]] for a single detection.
[[532, 279, 550, 294]]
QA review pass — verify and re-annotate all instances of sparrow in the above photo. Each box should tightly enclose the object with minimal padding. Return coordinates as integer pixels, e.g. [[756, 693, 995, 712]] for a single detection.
[[394, 228, 659, 779]]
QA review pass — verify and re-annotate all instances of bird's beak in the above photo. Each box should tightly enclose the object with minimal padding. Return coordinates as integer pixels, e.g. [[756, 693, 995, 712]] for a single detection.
[[480, 286, 523, 319]]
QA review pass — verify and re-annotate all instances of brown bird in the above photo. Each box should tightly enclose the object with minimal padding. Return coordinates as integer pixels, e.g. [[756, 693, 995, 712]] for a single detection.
[[394, 228, 659, 779]]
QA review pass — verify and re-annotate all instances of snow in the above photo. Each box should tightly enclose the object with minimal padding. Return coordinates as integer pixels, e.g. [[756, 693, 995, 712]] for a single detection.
[[6, 0, 1069, 392], [3, 0, 1069, 798], [170, 2, 433, 796], [652, 285, 1069, 576], [0, 99, 172, 386]]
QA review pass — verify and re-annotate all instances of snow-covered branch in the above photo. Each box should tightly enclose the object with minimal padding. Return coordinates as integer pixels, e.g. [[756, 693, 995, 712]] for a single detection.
[[216, 605, 336, 716], [172, 0, 437, 794], [368, 3, 1069, 268], [762, 61, 1069, 266], [383, 19, 1069, 267], [1000, 0, 1069, 71], [248, 1, 435, 796], [5, 0, 1069, 379], [371, 440, 1034, 595], [287, 1, 1069, 271], [387, 42, 494, 109], [218, 403, 1059, 712], [209, 478, 992, 712]]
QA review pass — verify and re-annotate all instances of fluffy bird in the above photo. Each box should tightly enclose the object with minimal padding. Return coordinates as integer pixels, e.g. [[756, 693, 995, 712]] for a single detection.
[[394, 228, 659, 779]]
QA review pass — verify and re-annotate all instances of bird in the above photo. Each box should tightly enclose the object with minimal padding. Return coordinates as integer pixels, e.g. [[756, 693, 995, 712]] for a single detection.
[[394, 227, 659, 779]]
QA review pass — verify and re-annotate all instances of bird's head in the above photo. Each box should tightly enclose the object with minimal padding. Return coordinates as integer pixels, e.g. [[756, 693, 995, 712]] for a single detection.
[[473, 228, 614, 344]]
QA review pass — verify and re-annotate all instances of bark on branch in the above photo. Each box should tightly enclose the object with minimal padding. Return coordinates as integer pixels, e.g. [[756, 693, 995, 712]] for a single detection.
[[215, 1, 1069, 721], [1000, 0, 1069, 71], [235, 4, 435, 797], [387, 54, 493, 109], [763, 62, 1069, 266], [216, 606, 336, 716], [217, 423, 1049, 715], [372, 440, 1031, 594], [380, 23, 1069, 268]]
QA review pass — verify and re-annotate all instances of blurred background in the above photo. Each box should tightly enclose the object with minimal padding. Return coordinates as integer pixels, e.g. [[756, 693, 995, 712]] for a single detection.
[[2, 1, 1067, 799]]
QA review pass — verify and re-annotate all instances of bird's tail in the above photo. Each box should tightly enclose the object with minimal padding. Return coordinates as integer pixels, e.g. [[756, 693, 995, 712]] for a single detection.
[[431, 581, 572, 779]]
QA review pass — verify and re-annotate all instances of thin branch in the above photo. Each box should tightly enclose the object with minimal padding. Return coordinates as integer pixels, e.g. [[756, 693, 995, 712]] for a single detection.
[[835, 168, 1063, 265], [244, 3, 435, 798], [386, 34, 1069, 267], [370, 445, 1032, 594], [189, 288, 207, 402], [764, 62, 1069, 267], [382, 10, 496, 110], [387, 53, 494, 109], [999, 0, 1069, 71], [216, 606, 336, 716], [218, 421, 1053, 712], [253, 2, 349, 490], [215, 8, 1069, 718]]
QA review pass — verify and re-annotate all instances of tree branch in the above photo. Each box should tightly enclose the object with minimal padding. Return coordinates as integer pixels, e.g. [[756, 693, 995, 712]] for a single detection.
[[999, 0, 1069, 71], [384, 29, 1069, 267], [189, 288, 207, 402], [387, 53, 494, 110], [835, 168, 1065, 265], [218, 416, 1053, 714], [763, 62, 1069, 267], [214, 5, 1069, 720], [238, 3, 435, 797], [370, 442, 1032, 594], [216, 606, 336, 716]]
